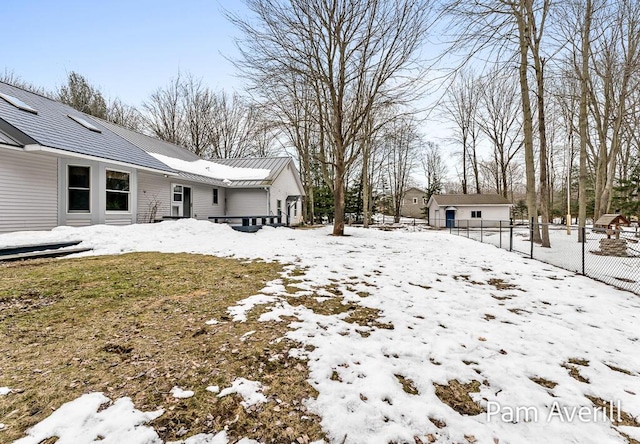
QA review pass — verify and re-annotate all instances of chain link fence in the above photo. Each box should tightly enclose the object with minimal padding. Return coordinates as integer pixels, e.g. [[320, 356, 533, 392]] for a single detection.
[[441, 218, 640, 295]]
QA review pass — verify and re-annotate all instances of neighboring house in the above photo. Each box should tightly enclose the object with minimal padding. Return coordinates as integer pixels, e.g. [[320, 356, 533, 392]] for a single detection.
[[0, 82, 304, 233], [400, 187, 427, 218], [427, 194, 512, 228]]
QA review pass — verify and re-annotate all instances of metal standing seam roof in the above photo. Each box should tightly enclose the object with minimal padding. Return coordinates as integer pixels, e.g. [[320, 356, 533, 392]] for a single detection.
[[97, 119, 200, 162], [432, 194, 512, 206], [211, 157, 292, 187], [0, 82, 174, 173]]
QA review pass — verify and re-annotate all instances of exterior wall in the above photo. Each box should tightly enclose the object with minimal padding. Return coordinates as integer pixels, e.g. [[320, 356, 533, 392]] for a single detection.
[[0, 148, 58, 233], [429, 203, 511, 228], [401, 188, 427, 218], [138, 173, 227, 222], [226, 188, 268, 216], [57, 158, 137, 227], [270, 162, 304, 224], [137, 171, 172, 223], [191, 183, 225, 220]]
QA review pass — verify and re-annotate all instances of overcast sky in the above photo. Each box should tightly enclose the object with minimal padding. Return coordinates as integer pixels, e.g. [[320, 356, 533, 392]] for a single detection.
[[3, 0, 247, 105]]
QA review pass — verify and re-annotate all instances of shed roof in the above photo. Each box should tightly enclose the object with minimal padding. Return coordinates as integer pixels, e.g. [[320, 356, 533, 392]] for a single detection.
[[0, 82, 173, 173], [431, 194, 511, 206]]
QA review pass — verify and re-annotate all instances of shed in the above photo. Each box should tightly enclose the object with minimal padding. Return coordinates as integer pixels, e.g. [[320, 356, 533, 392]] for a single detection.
[[426, 194, 512, 228]]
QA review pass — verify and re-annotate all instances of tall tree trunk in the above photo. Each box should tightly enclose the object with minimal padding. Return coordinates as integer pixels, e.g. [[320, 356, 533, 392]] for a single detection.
[[533, 39, 551, 247], [515, 4, 541, 242], [333, 159, 346, 236], [578, 1, 590, 241]]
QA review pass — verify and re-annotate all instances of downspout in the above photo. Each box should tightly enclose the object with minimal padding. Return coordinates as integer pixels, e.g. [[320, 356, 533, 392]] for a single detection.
[[265, 187, 271, 215]]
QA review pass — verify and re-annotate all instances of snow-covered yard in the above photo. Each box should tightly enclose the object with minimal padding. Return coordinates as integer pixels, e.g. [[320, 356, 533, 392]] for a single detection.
[[451, 223, 640, 295], [2, 220, 640, 444]]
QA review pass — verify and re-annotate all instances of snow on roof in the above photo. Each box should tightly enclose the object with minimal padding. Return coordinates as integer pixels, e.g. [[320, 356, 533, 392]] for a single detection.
[[149, 153, 270, 182]]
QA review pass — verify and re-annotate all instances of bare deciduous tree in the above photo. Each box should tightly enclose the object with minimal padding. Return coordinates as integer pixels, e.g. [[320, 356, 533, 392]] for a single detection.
[[229, 0, 433, 235], [475, 69, 523, 198]]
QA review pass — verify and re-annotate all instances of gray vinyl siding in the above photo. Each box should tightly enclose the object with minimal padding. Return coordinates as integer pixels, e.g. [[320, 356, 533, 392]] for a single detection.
[[226, 189, 268, 216], [137, 171, 172, 222], [137, 174, 227, 221], [0, 149, 58, 233], [192, 184, 225, 220]]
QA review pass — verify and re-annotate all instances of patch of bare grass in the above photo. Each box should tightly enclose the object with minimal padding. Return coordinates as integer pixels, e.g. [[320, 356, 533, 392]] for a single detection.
[[605, 363, 633, 375], [434, 379, 485, 416], [586, 396, 640, 427], [0, 253, 323, 443], [287, 287, 393, 331], [487, 278, 521, 291], [561, 361, 590, 384], [395, 374, 419, 395], [530, 377, 558, 389]]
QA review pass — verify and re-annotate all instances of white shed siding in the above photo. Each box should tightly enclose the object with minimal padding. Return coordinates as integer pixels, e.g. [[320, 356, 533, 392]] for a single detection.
[[0, 149, 58, 233], [226, 189, 268, 216], [428, 203, 510, 228], [137, 171, 171, 222], [270, 163, 304, 224]]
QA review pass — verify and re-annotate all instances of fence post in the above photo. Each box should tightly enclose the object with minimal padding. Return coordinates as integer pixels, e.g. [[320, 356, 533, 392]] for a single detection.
[[509, 218, 513, 252], [581, 226, 586, 275], [530, 217, 534, 259], [499, 220, 502, 249], [481, 219, 484, 243], [467, 220, 470, 238]]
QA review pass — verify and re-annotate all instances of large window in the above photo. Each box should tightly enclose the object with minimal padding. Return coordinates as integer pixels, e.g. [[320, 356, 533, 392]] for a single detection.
[[68, 166, 90, 213], [106, 170, 130, 211]]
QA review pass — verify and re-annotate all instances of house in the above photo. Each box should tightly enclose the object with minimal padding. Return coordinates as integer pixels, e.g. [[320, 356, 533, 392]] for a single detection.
[[0, 81, 304, 233], [400, 187, 427, 218], [426, 194, 512, 228]]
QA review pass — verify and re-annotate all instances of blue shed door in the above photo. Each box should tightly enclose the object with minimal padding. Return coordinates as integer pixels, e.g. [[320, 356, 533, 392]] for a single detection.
[[445, 210, 455, 228]]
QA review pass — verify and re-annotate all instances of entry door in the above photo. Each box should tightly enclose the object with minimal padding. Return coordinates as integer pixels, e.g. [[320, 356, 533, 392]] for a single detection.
[[171, 184, 192, 217], [445, 210, 456, 228]]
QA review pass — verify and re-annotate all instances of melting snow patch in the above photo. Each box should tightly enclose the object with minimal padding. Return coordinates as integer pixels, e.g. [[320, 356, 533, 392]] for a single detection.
[[171, 386, 195, 399], [206, 386, 220, 394], [205, 318, 219, 325], [228, 294, 279, 322], [0, 387, 12, 395], [14, 392, 164, 444], [218, 378, 267, 408]]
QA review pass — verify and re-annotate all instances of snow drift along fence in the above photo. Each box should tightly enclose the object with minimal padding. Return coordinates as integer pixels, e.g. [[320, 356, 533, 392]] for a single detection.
[[445, 219, 640, 296]]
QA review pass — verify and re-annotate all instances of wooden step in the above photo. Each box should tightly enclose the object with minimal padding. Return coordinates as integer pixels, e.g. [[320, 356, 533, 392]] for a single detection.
[[0, 240, 82, 256], [0, 247, 92, 262]]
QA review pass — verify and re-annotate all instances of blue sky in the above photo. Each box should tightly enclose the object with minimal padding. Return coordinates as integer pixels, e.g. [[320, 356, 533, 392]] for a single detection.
[[3, 0, 247, 105]]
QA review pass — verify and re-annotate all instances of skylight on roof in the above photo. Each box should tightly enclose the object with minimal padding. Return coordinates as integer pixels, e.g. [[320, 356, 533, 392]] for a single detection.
[[0, 92, 38, 114], [68, 114, 102, 133]]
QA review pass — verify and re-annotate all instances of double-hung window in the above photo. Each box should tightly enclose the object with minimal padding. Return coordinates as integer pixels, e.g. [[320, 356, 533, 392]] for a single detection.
[[68, 166, 91, 213], [471, 210, 482, 218], [106, 170, 130, 212]]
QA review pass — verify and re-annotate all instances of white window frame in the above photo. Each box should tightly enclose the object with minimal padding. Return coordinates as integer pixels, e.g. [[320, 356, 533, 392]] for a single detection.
[[105, 169, 131, 213], [471, 210, 482, 218], [67, 165, 91, 214], [413, 197, 418, 204]]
